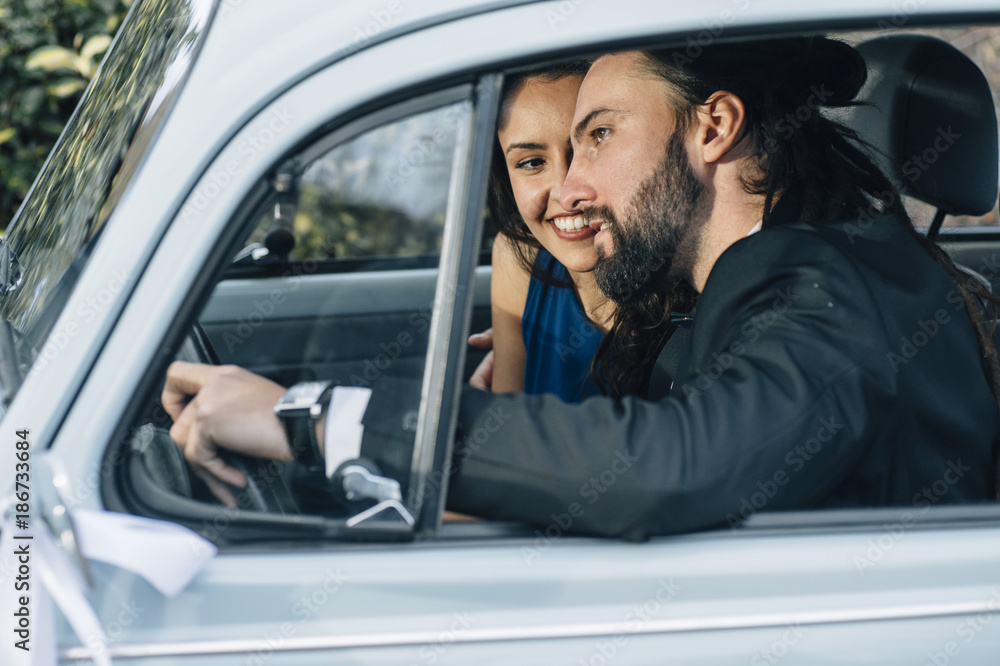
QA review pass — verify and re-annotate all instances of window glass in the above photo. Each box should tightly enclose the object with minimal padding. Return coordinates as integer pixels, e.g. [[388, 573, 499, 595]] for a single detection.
[[242, 106, 461, 263], [126, 100, 470, 536]]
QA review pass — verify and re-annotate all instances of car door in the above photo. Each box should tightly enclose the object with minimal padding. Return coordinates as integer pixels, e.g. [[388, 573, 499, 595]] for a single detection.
[[13, 1, 1000, 665], [31, 12, 501, 665]]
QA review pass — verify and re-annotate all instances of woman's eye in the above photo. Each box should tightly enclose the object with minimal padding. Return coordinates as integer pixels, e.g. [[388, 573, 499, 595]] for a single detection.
[[591, 127, 610, 144], [516, 157, 545, 170]]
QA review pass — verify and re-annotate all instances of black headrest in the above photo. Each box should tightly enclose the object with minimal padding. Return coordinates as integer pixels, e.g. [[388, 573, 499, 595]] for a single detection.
[[849, 35, 998, 216]]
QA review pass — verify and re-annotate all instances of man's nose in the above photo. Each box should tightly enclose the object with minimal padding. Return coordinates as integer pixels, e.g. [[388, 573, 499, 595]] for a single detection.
[[560, 156, 596, 212]]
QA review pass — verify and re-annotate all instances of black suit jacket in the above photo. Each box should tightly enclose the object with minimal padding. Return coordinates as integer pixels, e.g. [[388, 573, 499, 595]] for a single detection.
[[364, 214, 997, 539]]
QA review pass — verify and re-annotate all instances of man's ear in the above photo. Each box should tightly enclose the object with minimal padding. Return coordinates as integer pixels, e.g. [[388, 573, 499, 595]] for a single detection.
[[693, 91, 747, 164]]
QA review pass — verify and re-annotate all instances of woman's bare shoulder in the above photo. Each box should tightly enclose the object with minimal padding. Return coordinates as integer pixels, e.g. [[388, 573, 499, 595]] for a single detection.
[[490, 233, 534, 311]]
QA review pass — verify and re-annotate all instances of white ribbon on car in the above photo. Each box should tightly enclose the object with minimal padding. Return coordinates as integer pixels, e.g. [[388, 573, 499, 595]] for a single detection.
[[0, 490, 217, 665]]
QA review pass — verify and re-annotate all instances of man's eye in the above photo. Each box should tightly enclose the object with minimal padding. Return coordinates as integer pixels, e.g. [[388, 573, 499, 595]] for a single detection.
[[591, 127, 611, 144], [516, 157, 545, 170]]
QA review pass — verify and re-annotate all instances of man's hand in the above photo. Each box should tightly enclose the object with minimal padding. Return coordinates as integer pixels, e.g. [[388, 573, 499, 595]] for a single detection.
[[162, 361, 292, 506], [467, 327, 494, 391]]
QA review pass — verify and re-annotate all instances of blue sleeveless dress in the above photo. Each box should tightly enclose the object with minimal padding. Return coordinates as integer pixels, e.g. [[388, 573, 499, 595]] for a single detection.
[[521, 248, 604, 402]]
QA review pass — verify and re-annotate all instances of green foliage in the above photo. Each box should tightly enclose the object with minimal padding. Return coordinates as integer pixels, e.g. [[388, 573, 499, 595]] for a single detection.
[[0, 0, 131, 227]]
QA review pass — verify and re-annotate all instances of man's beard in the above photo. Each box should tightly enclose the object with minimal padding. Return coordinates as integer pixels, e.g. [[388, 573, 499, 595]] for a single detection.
[[591, 133, 707, 305]]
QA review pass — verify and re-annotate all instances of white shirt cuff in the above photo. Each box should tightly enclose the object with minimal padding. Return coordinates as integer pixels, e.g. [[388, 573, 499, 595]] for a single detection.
[[324, 386, 372, 478]]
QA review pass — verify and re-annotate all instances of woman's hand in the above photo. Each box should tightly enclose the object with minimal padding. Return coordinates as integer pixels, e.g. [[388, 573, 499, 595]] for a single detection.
[[468, 327, 495, 390]]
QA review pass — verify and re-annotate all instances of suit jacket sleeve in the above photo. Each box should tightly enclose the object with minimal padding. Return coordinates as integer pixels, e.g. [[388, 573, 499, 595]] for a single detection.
[[362, 228, 898, 539]]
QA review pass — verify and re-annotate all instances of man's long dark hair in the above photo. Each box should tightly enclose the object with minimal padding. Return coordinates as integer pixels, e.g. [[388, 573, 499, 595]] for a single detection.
[[591, 37, 1000, 471]]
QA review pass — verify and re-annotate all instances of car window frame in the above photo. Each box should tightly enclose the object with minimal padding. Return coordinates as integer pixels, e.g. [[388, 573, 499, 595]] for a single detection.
[[101, 81, 492, 544]]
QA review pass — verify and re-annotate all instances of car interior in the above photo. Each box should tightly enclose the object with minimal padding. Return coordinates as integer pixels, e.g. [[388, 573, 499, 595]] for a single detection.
[[102, 23, 1000, 547]]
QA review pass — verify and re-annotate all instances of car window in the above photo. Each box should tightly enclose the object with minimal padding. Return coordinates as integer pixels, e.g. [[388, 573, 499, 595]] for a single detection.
[[120, 95, 475, 541], [238, 107, 461, 267]]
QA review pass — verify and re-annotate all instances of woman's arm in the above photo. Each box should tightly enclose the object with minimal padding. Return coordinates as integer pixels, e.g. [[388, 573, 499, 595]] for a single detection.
[[489, 234, 532, 393]]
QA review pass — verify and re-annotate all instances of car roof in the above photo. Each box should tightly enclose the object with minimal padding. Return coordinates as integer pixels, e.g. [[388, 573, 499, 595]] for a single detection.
[[192, 0, 1000, 116]]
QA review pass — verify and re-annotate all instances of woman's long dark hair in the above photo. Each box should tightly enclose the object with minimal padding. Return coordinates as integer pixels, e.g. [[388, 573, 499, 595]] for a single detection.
[[591, 38, 1000, 490], [592, 278, 695, 399]]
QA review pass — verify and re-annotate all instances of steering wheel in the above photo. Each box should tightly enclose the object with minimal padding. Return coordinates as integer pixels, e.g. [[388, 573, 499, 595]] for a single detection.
[[166, 323, 299, 514]]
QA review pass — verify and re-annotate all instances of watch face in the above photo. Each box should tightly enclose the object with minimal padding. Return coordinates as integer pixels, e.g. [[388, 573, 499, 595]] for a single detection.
[[275, 381, 333, 413]]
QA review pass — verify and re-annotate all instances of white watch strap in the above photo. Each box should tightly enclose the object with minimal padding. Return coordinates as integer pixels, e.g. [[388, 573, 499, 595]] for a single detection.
[[324, 386, 372, 477]]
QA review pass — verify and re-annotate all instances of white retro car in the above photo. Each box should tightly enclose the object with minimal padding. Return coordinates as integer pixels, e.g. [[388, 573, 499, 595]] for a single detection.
[[2, 0, 1000, 663]]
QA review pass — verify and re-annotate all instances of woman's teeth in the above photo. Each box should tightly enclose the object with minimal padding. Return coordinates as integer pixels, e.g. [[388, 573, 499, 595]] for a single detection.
[[553, 215, 586, 231]]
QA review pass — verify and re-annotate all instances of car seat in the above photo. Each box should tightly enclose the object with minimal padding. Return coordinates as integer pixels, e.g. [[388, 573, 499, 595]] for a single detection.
[[847, 34, 998, 238]]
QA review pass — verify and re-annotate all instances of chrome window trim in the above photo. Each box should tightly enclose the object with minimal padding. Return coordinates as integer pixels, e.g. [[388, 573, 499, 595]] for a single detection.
[[61, 598, 1000, 660], [407, 95, 477, 531], [413, 73, 503, 532]]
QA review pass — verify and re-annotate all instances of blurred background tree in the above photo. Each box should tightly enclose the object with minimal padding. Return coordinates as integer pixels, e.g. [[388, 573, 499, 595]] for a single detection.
[[0, 0, 131, 228]]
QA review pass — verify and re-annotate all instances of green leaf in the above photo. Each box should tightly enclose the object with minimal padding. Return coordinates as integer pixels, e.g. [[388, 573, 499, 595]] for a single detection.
[[19, 86, 45, 115], [80, 34, 112, 62], [0, 128, 15, 146], [38, 122, 65, 135], [24, 45, 77, 72], [46, 78, 87, 98]]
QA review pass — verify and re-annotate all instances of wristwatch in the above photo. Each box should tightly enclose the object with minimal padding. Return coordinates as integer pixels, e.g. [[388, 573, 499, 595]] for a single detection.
[[273, 380, 335, 474]]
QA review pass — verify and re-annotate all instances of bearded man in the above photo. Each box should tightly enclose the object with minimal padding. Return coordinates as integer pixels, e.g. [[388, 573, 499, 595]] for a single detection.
[[164, 39, 999, 539]]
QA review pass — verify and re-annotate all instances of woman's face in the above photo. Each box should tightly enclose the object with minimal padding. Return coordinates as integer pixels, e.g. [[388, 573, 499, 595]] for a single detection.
[[498, 75, 597, 274]]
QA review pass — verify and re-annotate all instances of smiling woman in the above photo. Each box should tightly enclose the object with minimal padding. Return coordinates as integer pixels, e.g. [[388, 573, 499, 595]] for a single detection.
[[486, 64, 617, 402]]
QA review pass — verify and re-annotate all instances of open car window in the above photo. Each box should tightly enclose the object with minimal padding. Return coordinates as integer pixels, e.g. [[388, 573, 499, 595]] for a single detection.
[[114, 90, 483, 544], [235, 107, 457, 269]]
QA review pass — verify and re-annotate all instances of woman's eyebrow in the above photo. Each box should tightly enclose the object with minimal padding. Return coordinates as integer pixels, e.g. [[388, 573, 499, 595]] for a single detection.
[[505, 141, 546, 154]]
